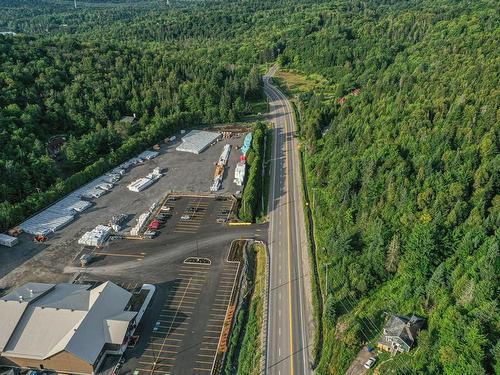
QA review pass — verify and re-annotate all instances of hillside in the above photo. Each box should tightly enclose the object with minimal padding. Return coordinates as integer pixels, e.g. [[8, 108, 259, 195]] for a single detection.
[[0, 0, 498, 373], [277, 1, 499, 373]]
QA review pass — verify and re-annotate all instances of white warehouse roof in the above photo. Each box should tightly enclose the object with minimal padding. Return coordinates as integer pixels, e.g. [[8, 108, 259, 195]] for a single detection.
[[176, 130, 222, 154], [0, 281, 135, 364]]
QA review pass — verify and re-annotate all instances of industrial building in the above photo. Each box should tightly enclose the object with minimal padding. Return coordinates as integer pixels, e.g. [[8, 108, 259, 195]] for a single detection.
[[176, 130, 222, 154], [0, 282, 138, 374]]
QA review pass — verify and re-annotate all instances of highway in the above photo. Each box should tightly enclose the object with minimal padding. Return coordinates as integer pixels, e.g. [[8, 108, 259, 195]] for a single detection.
[[264, 65, 312, 375]]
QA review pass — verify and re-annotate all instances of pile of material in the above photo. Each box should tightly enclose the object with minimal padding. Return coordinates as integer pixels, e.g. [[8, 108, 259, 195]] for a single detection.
[[210, 144, 231, 192], [78, 225, 111, 246], [240, 132, 253, 155], [128, 167, 163, 192], [108, 214, 127, 232], [0, 233, 18, 247], [234, 162, 246, 186], [130, 213, 150, 236], [19, 149, 159, 236]]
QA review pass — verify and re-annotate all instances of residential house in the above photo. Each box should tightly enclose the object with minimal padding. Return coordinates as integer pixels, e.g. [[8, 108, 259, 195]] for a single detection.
[[377, 314, 425, 354]]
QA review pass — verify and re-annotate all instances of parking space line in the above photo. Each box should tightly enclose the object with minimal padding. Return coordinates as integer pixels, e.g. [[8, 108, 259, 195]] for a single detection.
[[211, 302, 229, 308], [138, 361, 173, 367], [159, 312, 192, 318], [193, 368, 211, 372], [140, 355, 176, 361], [135, 368, 171, 374], [165, 295, 198, 301], [178, 272, 208, 278], [148, 342, 181, 351], [209, 314, 226, 318], [205, 329, 222, 334], [210, 308, 228, 313]]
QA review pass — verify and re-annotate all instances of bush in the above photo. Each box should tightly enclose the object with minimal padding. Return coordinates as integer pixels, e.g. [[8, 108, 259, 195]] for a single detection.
[[238, 122, 266, 222]]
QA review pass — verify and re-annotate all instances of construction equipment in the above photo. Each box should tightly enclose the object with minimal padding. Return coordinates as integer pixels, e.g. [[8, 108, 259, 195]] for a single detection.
[[33, 235, 48, 243]]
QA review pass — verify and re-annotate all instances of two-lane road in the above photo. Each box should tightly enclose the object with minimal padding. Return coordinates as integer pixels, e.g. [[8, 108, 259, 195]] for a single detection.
[[264, 65, 311, 375]]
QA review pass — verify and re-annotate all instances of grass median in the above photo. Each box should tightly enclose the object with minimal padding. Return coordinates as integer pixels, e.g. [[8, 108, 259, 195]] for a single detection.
[[224, 242, 266, 375]]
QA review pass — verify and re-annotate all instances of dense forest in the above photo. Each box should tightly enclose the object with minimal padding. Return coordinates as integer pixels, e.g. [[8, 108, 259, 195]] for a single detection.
[[0, 0, 498, 374], [280, 1, 499, 374], [0, 2, 265, 231]]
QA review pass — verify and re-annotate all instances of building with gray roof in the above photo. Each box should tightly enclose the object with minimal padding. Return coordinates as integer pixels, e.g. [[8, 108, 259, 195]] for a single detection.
[[0, 282, 136, 374], [377, 314, 425, 354], [176, 129, 222, 154]]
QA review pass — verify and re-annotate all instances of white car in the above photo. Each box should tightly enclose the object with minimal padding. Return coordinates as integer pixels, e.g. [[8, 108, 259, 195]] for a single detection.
[[180, 215, 191, 221], [364, 357, 377, 369]]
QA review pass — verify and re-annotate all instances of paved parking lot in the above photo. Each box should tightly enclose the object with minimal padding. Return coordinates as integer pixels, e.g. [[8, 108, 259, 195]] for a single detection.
[[144, 195, 235, 237], [117, 251, 241, 375], [67, 195, 264, 375]]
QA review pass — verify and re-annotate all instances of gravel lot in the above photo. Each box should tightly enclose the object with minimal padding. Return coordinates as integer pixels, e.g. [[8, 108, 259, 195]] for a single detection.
[[0, 134, 246, 292]]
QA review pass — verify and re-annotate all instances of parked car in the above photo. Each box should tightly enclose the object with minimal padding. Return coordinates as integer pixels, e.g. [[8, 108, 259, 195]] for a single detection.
[[364, 357, 377, 369], [180, 215, 191, 221], [160, 206, 172, 212], [157, 213, 169, 221], [216, 218, 227, 224], [144, 230, 159, 239], [148, 220, 161, 229]]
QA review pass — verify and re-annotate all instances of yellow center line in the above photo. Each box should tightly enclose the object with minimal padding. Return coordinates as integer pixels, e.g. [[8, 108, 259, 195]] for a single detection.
[[281, 87, 295, 375]]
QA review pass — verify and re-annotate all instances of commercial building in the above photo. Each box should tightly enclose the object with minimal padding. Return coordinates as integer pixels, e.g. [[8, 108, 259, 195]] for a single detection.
[[0, 282, 137, 374]]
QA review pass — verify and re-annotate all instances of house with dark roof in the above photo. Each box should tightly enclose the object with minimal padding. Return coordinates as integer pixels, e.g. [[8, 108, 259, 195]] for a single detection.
[[377, 315, 425, 354], [0, 282, 137, 374]]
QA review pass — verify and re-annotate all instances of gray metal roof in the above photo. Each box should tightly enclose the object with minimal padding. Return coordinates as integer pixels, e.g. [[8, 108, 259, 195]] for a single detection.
[[0, 281, 134, 364], [176, 130, 222, 154]]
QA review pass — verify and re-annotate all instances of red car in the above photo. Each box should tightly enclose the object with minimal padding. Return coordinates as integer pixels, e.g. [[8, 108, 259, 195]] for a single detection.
[[148, 220, 161, 230]]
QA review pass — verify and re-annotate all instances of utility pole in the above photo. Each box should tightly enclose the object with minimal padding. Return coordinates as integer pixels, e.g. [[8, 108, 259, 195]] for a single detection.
[[323, 262, 331, 300]]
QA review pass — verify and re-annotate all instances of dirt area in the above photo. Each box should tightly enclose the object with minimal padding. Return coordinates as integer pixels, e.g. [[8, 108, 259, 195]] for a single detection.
[[0, 134, 247, 292], [345, 346, 378, 375]]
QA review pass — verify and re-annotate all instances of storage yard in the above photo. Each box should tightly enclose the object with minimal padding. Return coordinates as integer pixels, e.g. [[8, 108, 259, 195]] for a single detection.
[[0, 126, 261, 375], [0, 131, 248, 289]]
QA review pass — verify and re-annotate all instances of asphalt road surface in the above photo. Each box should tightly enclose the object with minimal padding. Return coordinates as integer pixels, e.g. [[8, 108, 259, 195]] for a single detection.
[[264, 66, 311, 375]]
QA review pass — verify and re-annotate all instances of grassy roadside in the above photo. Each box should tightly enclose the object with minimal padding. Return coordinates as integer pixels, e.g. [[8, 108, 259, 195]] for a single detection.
[[224, 242, 266, 375], [299, 149, 324, 368]]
